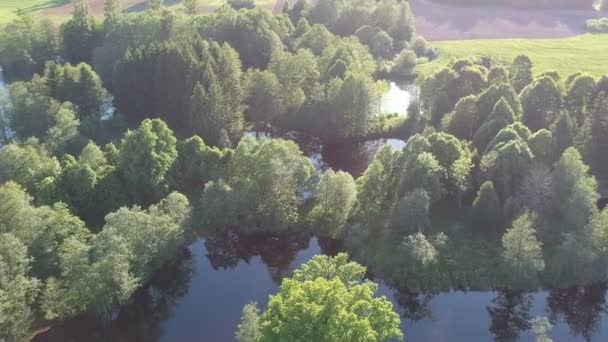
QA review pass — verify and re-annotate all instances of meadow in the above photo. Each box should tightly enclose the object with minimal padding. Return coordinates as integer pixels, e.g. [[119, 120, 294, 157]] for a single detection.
[[0, 0, 277, 24], [0, 0, 67, 23], [417, 34, 608, 79]]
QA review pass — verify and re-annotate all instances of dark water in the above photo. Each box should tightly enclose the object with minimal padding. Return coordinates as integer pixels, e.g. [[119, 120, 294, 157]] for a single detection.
[[37, 233, 608, 342]]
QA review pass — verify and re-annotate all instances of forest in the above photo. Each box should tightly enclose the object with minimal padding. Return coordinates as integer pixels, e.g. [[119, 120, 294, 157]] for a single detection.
[[0, 0, 607, 341]]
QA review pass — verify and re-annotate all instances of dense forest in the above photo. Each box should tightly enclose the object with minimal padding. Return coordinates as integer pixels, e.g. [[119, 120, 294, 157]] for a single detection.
[[0, 0, 607, 341]]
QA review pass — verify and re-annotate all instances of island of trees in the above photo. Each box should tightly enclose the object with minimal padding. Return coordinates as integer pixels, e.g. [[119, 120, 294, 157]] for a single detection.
[[0, 0, 607, 341]]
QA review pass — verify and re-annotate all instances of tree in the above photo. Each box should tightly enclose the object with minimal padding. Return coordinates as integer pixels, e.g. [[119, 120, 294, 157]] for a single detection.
[[0, 234, 40, 342], [244, 69, 284, 133], [45, 102, 80, 155], [442, 95, 479, 140], [550, 147, 598, 233], [308, 170, 357, 238], [118, 119, 177, 204], [472, 181, 502, 232], [565, 74, 595, 125], [481, 138, 534, 201], [473, 98, 514, 152], [390, 50, 417, 78], [369, 30, 393, 59], [258, 253, 403, 342], [183, 0, 200, 14], [527, 129, 554, 163], [166, 136, 227, 197], [392, 189, 431, 234], [521, 76, 562, 132], [0, 15, 61, 82], [0, 140, 60, 193], [104, 0, 122, 24], [7, 81, 54, 140], [583, 92, 608, 177], [62, 0, 100, 63], [79, 141, 107, 170], [501, 212, 544, 286], [236, 303, 262, 342], [148, 0, 163, 11], [212, 137, 314, 230], [510, 55, 533, 93], [400, 152, 445, 202]]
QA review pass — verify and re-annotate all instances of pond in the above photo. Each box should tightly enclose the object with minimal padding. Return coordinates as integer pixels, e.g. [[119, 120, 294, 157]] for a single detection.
[[377, 82, 415, 116], [36, 233, 608, 342]]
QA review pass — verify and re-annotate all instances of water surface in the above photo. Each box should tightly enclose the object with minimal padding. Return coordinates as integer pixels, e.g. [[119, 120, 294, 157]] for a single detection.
[[38, 233, 608, 342]]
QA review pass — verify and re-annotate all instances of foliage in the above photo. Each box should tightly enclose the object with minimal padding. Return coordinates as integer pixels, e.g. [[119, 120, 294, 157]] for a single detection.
[[236, 302, 262, 342], [118, 119, 177, 204], [501, 212, 544, 286], [0, 15, 61, 82], [308, 170, 357, 238], [258, 253, 403, 342]]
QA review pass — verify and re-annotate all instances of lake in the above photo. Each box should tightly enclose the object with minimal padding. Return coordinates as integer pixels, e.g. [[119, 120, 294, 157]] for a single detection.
[[37, 233, 608, 342]]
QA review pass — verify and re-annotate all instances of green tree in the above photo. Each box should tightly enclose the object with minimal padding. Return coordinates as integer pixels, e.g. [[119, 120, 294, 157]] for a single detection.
[[481, 138, 534, 201], [79, 141, 107, 170], [442, 95, 479, 140], [521, 76, 562, 132], [236, 303, 262, 342], [0, 15, 61, 82], [550, 147, 598, 233], [183, 0, 200, 14], [392, 188, 431, 234], [472, 181, 502, 232], [583, 92, 608, 178], [104, 0, 122, 24], [0, 140, 60, 193], [258, 254, 403, 342], [244, 69, 284, 134], [527, 129, 554, 163], [62, 0, 100, 63], [308, 170, 357, 238], [118, 119, 177, 204], [166, 136, 227, 197], [0, 234, 40, 342], [501, 212, 544, 286], [148, 0, 164, 11], [45, 102, 80, 155], [510, 55, 533, 93]]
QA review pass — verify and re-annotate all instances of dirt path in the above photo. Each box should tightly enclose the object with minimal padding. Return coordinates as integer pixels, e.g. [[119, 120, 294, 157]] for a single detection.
[[411, 0, 603, 40]]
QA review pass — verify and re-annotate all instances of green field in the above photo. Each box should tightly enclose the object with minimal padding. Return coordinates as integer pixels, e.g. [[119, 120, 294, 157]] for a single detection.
[[0, 0, 277, 24], [0, 0, 67, 23], [417, 34, 608, 79]]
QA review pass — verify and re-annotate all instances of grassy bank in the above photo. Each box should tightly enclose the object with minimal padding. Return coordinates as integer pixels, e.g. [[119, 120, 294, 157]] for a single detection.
[[417, 34, 608, 79]]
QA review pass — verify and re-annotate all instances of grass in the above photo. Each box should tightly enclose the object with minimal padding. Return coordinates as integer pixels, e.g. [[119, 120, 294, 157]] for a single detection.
[[417, 34, 608, 79], [0, 0, 278, 25], [0, 0, 67, 23]]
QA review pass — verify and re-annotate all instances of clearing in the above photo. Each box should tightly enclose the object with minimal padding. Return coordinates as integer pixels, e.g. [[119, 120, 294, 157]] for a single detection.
[[417, 34, 608, 79]]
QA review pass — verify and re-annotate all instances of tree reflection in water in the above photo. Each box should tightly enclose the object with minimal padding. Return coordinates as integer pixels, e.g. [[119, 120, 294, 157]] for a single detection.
[[204, 230, 312, 283], [547, 283, 608, 341], [35, 249, 196, 342], [393, 288, 436, 322], [487, 290, 533, 342]]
